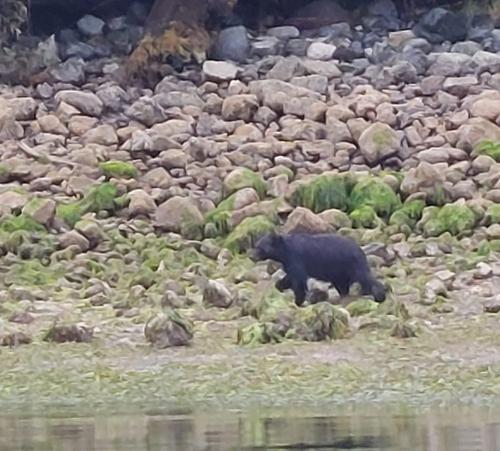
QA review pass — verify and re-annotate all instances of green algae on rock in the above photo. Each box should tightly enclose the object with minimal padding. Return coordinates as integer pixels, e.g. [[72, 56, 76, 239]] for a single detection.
[[473, 140, 500, 162], [484, 204, 500, 225], [99, 160, 138, 179], [291, 303, 351, 341], [144, 310, 194, 349], [349, 177, 401, 218], [223, 168, 267, 198], [56, 183, 121, 228], [350, 205, 382, 229], [346, 298, 379, 317], [237, 321, 285, 346], [0, 213, 46, 233], [418, 201, 477, 237], [224, 215, 276, 254], [291, 173, 353, 213], [389, 199, 426, 228]]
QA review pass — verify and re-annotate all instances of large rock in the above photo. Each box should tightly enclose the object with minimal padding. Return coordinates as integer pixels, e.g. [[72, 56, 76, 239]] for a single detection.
[[413, 7, 467, 44], [400, 161, 445, 196], [128, 189, 156, 217], [469, 98, 500, 121], [144, 311, 193, 349], [357, 122, 401, 165], [283, 207, 334, 234], [0, 191, 29, 212], [214, 25, 250, 63], [427, 53, 470, 77], [221, 94, 259, 122], [55, 90, 104, 117], [154, 196, 203, 236], [457, 118, 500, 150], [22, 198, 56, 226]]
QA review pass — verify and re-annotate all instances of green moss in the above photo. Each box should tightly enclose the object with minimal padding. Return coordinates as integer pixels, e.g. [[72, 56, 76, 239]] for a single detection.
[[426, 184, 451, 207], [56, 183, 120, 228], [237, 322, 284, 346], [350, 206, 381, 229], [224, 215, 276, 254], [0, 214, 46, 233], [56, 202, 85, 228], [489, 239, 500, 252], [349, 177, 401, 218], [389, 199, 425, 229], [204, 194, 237, 237], [420, 202, 477, 237], [82, 183, 119, 213], [243, 290, 294, 322], [4, 259, 64, 286], [291, 174, 355, 213], [484, 204, 500, 225], [346, 299, 379, 317], [224, 168, 267, 198], [99, 160, 138, 179], [473, 140, 500, 162]]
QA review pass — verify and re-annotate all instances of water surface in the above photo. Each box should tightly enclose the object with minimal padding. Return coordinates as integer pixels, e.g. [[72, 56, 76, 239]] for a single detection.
[[1, 405, 499, 451]]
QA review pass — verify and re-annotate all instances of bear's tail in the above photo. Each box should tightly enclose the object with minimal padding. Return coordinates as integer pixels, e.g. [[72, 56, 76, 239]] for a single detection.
[[359, 273, 386, 303]]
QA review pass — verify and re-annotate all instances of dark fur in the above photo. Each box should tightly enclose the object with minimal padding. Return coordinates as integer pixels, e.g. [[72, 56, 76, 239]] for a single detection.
[[251, 232, 386, 306]]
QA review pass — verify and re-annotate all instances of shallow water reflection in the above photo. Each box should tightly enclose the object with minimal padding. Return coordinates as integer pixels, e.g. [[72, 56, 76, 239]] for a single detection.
[[0, 405, 499, 451]]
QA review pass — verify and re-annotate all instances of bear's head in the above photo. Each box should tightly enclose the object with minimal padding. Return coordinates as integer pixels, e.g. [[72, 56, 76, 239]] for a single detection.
[[250, 232, 285, 262]]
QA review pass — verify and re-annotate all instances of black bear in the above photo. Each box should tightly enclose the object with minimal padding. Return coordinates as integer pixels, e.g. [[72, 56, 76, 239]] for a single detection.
[[251, 232, 386, 306]]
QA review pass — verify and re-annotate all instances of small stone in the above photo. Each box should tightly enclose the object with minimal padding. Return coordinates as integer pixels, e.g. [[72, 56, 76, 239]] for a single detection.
[[202, 60, 239, 81], [484, 296, 500, 313], [474, 262, 493, 279], [74, 219, 104, 247], [77, 14, 105, 36], [43, 323, 94, 343], [58, 230, 90, 253], [267, 26, 300, 39], [0, 332, 32, 347], [221, 94, 259, 122], [307, 42, 336, 60], [203, 279, 233, 308], [128, 189, 156, 217], [425, 278, 447, 298]]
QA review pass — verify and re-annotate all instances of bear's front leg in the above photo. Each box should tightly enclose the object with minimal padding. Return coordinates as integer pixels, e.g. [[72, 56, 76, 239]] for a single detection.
[[284, 263, 308, 307], [275, 275, 292, 292]]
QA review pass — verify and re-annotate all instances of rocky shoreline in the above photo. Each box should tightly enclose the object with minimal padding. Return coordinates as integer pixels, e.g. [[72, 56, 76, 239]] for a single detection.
[[1, 1, 500, 406]]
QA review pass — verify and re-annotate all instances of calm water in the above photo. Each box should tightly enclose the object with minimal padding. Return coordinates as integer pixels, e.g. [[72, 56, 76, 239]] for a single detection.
[[1, 405, 500, 451]]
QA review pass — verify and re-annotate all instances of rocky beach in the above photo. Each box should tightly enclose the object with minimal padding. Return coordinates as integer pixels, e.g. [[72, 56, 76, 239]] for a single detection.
[[1, 1, 500, 409]]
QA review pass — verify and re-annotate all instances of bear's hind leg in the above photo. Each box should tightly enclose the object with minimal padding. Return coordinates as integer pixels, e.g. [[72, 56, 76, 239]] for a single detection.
[[333, 280, 350, 298]]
